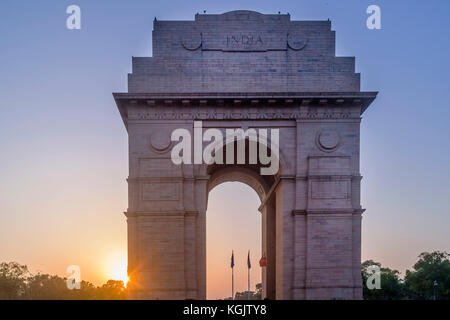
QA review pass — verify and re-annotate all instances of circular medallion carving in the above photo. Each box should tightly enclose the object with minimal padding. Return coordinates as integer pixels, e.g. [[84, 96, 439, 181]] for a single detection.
[[317, 130, 340, 151], [150, 131, 171, 152], [287, 33, 308, 51], [181, 33, 202, 51]]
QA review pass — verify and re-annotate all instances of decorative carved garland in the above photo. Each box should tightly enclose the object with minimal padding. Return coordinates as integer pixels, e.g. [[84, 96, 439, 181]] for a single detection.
[[129, 108, 356, 121]]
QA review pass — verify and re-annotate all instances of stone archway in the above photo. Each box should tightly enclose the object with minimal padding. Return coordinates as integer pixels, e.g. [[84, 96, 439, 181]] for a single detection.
[[114, 10, 377, 300], [207, 166, 270, 202], [205, 135, 282, 299]]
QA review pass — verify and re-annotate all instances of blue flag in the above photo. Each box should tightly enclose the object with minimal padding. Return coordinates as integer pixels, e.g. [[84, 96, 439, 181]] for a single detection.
[[231, 251, 234, 268], [247, 250, 251, 269]]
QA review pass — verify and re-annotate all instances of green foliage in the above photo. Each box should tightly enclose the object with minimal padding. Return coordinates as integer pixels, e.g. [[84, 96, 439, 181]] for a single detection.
[[96, 280, 127, 300], [404, 251, 450, 300], [2, 252, 449, 300], [0, 262, 126, 300], [362, 251, 450, 300], [25, 274, 98, 300], [224, 283, 262, 300], [362, 260, 406, 300], [0, 262, 29, 299]]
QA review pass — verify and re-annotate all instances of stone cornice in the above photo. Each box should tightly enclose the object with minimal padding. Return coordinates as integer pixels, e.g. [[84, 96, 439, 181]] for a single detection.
[[114, 91, 377, 101], [124, 211, 199, 218], [292, 208, 365, 215], [114, 92, 377, 128]]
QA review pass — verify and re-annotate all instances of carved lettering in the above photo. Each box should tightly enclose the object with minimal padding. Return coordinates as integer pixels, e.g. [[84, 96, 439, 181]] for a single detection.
[[226, 34, 264, 48]]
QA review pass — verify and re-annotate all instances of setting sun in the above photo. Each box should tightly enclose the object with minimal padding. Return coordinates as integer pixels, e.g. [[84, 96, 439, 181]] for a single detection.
[[105, 252, 128, 286]]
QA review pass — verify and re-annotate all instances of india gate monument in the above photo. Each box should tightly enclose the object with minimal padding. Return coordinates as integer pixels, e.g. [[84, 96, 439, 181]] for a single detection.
[[113, 10, 377, 300]]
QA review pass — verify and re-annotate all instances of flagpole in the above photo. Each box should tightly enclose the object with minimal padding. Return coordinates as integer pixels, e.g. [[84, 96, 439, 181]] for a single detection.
[[247, 250, 251, 300], [260, 252, 266, 299], [232, 267, 234, 300], [248, 266, 250, 300], [231, 250, 234, 300]]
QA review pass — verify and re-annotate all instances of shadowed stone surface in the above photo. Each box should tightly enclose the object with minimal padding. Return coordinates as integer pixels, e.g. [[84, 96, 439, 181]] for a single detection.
[[129, 10, 360, 93], [114, 10, 377, 300]]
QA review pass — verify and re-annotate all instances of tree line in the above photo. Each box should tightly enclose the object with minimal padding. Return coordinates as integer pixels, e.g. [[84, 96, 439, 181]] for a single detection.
[[0, 263, 126, 300], [362, 251, 450, 300], [0, 251, 448, 300], [230, 251, 450, 300]]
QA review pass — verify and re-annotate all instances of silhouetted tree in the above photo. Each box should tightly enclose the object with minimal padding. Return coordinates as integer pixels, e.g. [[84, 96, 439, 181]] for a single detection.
[[362, 260, 406, 300], [225, 283, 262, 300], [404, 251, 450, 300], [26, 273, 97, 300], [0, 262, 29, 299], [0, 261, 126, 300], [95, 280, 126, 300]]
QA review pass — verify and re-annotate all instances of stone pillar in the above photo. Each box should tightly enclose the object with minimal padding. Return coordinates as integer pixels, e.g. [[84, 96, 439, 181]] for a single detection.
[[292, 210, 307, 299], [184, 211, 198, 299], [260, 197, 276, 299], [305, 212, 355, 299], [292, 117, 364, 300], [125, 212, 139, 299], [352, 212, 363, 299], [125, 120, 193, 299], [194, 209, 206, 300], [194, 177, 208, 300], [275, 179, 295, 300]]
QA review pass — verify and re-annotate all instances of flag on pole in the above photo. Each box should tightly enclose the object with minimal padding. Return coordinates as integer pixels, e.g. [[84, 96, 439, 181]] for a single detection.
[[260, 252, 267, 299], [259, 252, 266, 267], [231, 251, 234, 268], [247, 250, 251, 269]]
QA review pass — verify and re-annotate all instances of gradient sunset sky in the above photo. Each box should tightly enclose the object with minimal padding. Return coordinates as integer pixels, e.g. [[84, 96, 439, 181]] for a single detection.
[[0, 0, 449, 300]]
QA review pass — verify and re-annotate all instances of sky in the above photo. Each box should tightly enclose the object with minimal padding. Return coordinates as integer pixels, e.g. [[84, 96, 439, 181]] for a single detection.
[[0, 0, 449, 299]]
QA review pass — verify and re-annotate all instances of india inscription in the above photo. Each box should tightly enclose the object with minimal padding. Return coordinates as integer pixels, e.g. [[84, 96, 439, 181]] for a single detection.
[[226, 34, 264, 50]]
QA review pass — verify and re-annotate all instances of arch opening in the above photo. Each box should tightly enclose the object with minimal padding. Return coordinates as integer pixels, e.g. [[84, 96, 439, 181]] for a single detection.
[[206, 181, 261, 300], [205, 152, 278, 299]]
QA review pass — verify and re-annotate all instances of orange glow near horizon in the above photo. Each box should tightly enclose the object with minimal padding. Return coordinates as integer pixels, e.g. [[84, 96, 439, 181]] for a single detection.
[[105, 251, 129, 286]]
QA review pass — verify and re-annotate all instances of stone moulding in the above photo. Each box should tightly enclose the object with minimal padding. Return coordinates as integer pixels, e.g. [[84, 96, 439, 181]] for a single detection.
[[114, 92, 377, 128], [291, 208, 366, 216], [124, 211, 199, 218]]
